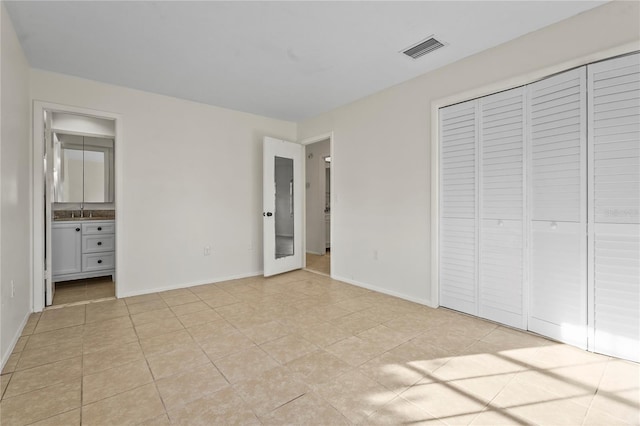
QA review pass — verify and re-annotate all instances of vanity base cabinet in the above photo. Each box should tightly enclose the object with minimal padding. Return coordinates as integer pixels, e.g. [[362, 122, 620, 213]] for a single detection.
[[52, 220, 115, 283], [52, 223, 82, 276]]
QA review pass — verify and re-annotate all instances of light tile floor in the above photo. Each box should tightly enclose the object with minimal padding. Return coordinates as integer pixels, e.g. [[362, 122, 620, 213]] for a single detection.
[[306, 250, 331, 276], [52, 277, 115, 306], [1, 270, 638, 425]]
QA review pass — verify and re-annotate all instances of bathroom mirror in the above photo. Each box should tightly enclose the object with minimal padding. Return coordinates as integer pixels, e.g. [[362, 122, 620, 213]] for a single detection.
[[53, 133, 114, 203]]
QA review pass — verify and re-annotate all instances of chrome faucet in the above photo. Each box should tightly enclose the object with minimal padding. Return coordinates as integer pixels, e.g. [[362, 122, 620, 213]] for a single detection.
[[80, 204, 84, 218]]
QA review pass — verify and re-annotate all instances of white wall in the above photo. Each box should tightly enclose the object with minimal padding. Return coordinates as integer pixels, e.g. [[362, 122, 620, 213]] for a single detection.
[[298, 1, 640, 306], [31, 70, 297, 298], [1, 2, 32, 367], [305, 138, 330, 254]]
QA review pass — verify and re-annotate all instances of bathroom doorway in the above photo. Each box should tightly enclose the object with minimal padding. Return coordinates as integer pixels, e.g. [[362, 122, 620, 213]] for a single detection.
[[303, 135, 332, 276], [32, 101, 122, 312]]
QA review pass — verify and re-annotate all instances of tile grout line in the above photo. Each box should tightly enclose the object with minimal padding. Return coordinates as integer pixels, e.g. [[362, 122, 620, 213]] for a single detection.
[[128, 305, 170, 423], [580, 356, 612, 426]]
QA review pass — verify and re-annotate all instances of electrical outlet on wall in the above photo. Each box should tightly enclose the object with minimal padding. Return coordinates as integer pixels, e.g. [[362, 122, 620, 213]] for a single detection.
[[11, 280, 15, 298], [204, 246, 211, 256]]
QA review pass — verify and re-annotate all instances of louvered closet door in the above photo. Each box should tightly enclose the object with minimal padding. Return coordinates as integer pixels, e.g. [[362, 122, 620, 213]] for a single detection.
[[527, 67, 587, 348], [588, 53, 640, 362], [439, 101, 478, 316], [478, 88, 525, 329]]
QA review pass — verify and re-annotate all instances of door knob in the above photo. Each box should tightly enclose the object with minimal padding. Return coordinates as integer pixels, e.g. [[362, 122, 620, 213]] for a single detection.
[[263, 212, 273, 217], [75, 228, 80, 232]]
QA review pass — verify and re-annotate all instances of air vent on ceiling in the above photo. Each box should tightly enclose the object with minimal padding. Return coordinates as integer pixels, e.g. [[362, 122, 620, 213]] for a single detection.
[[402, 37, 445, 59]]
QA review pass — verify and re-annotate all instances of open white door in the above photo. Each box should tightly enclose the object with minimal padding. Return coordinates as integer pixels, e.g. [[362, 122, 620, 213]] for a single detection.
[[263, 137, 304, 277], [45, 111, 54, 306]]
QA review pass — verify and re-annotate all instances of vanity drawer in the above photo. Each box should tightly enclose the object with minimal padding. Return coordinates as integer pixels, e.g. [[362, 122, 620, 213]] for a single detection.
[[82, 221, 115, 235], [82, 252, 115, 272], [82, 234, 115, 253]]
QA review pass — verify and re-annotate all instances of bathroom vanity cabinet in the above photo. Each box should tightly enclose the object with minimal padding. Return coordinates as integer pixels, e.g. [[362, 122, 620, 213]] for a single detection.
[[52, 220, 115, 283]]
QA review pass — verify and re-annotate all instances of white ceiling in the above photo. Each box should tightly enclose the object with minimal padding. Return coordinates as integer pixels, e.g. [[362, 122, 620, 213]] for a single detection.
[[5, 1, 605, 121]]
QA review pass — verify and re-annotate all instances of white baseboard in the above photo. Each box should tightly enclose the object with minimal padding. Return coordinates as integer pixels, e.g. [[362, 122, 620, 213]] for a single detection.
[[118, 271, 264, 298], [332, 275, 436, 308], [1, 310, 31, 371]]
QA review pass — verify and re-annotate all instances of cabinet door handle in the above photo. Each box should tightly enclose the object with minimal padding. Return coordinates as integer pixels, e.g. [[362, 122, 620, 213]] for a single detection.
[[97, 259, 103, 264], [97, 227, 102, 231], [75, 228, 80, 232], [97, 242, 102, 246]]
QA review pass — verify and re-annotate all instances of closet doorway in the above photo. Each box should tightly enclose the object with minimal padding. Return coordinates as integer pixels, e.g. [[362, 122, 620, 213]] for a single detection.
[[436, 52, 639, 362]]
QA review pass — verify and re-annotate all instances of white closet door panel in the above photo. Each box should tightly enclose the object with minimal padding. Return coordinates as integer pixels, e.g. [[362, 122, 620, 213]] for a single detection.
[[440, 218, 477, 315], [441, 102, 477, 220], [592, 114, 640, 129], [483, 142, 521, 154], [532, 138, 581, 152], [593, 62, 640, 81], [529, 221, 586, 347], [530, 95, 582, 118], [594, 98, 639, 115], [478, 87, 525, 327], [479, 219, 523, 328], [532, 118, 581, 137], [527, 67, 587, 348], [592, 223, 640, 361], [531, 108, 579, 125], [592, 90, 639, 106], [596, 83, 639, 101], [588, 53, 640, 362], [529, 67, 586, 223], [531, 87, 580, 107], [480, 88, 525, 221], [440, 101, 478, 316], [589, 53, 640, 220]]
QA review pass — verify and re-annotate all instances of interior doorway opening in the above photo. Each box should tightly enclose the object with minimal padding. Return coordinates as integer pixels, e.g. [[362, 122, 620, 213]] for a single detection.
[[45, 110, 117, 307], [303, 136, 332, 276], [32, 101, 122, 312]]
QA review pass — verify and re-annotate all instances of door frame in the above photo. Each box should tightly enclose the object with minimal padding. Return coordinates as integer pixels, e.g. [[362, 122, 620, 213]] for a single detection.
[[300, 132, 334, 276], [32, 101, 123, 312], [322, 154, 331, 252]]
